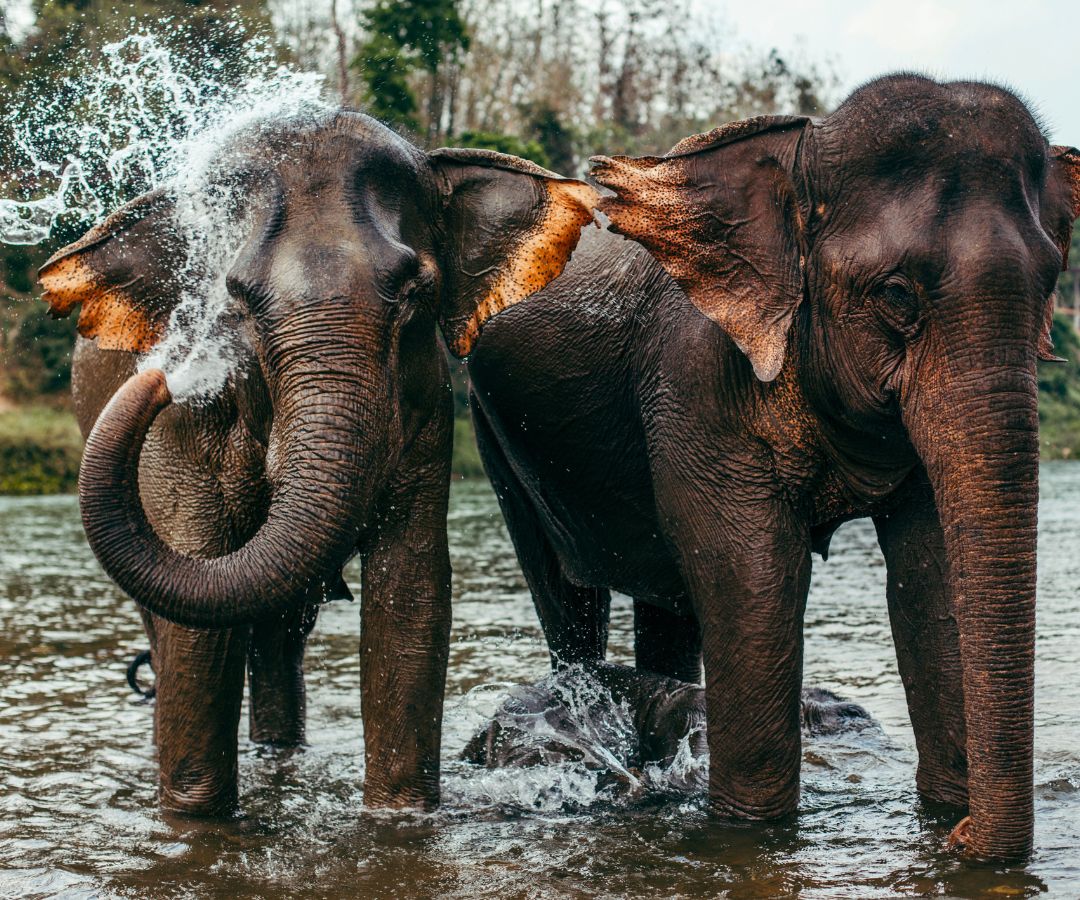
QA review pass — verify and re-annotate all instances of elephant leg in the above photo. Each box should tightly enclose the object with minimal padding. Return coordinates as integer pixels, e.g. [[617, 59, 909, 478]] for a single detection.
[[141, 609, 249, 815], [247, 602, 319, 746], [633, 599, 701, 683], [874, 468, 968, 807], [657, 463, 810, 819], [359, 470, 452, 809], [472, 397, 610, 667]]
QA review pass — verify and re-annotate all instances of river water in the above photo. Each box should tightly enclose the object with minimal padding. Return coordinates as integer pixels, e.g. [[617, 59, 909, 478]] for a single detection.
[[0, 466, 1078, 898]]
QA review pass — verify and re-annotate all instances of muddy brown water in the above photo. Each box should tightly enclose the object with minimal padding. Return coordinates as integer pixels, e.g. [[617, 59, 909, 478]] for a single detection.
[[1, 466, 1078, 899]]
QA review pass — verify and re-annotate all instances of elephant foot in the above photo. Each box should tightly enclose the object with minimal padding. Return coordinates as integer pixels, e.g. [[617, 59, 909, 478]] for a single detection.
[[159, 754, 239, 817], [249, 714, 305, 748], [362, 781, 440, 811], [946, 815, 973, 851], [248, 601, 317, 749], [707, 788, 800, 822]]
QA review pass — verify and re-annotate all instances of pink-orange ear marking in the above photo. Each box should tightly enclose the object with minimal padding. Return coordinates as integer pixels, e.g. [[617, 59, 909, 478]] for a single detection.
[[39, 252, 161, 353], [592, 116, 809, 383], [451, 178, 599, 357]]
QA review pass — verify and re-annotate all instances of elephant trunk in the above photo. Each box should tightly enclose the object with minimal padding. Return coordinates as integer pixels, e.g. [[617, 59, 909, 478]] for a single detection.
[[79, 356, 383, 629], [907, 347, 1039, 860]]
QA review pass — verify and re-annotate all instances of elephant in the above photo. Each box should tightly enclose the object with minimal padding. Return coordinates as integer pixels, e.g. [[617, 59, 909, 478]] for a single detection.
[[462, 664, 872, 793], [37, 111, 598, 816], [460, 74, 1080, 860], [37, 76, 1079, 861]]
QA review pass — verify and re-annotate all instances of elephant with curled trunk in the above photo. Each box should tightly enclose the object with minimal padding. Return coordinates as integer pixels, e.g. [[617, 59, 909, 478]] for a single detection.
[[461, 74, 1079, 860], [37, 111, 598, 815]]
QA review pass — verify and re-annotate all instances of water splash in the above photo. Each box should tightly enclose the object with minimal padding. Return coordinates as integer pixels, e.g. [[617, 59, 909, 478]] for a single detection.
[[0, 26, 329, 399], [446, 665, 708, 811]]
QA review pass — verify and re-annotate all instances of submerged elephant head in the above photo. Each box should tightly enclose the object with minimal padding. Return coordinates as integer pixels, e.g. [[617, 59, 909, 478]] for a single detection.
[[592, 75, 1080, 859], [39, 110, 597, 630]]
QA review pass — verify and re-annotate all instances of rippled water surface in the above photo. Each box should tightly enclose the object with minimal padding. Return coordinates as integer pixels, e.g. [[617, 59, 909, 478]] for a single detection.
[[1, 467, 1078, 898]]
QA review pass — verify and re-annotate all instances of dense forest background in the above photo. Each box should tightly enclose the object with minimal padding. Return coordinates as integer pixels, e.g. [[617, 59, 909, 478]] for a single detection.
[[1, 0, 1078, 492]]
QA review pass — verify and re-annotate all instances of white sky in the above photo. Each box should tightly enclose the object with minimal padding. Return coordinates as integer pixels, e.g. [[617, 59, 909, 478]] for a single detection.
[[715, 0, 1080, 143]]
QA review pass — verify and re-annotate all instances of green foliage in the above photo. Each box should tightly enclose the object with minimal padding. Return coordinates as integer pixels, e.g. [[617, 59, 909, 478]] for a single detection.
[[11, 0, 278, 97], [3, 245, 34, 294], [352, 0, 469, 134], [2, 194, 90, 404], [454, 131, 550, 169], [1039, 313, 1080, 459], [353, 31, 420, 131], [2, 304, 78, 399], [0, 405, 83, 494], [1057, 221, 1080, 303], [362, 0, 469, 74], [0, 30, 24, 94], [524, 104, 576, 175]]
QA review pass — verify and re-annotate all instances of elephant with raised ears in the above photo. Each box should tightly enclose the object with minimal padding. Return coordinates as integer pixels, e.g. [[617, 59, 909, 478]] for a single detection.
[[37, 111, 598, 816], [460, 73, 1079, 861]]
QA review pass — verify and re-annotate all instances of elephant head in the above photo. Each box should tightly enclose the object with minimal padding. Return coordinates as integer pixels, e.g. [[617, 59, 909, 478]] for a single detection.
[[39, 110, 597, 630], [592, 75, 1080, 859]]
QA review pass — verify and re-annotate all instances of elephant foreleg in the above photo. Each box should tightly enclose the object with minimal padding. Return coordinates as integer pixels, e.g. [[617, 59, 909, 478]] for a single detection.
[[141, 610, 248, 816], [247, 601, 319, 746], [658, 463, 810, 820], [633, 599, 701, 683], [874, 468, 968, 807], [359, 467, 452, 809], [472, 396, 610, 667]]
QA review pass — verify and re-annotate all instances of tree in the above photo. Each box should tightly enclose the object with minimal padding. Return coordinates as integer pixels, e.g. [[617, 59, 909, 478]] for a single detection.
[[524, 103, 576, 174], [354, 30, 421, 130], [352, 0, 470, 144]]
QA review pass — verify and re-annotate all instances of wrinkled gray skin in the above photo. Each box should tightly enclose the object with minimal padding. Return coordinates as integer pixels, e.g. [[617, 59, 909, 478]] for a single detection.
[[468, 75, 1080, 859], [71, 343, 329, 815], [46, 111, 598, 816], [463, 664, 873, 787]]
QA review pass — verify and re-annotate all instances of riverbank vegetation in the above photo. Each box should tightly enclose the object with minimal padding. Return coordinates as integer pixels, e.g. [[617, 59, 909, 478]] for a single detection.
[[2, 0, 1078, 492], [0, 405, 82, 494], [1039, 314, 1080, 459]]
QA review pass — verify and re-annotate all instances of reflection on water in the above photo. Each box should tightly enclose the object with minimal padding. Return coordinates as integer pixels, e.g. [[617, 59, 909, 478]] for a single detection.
[[1, 465, 1078, 898]]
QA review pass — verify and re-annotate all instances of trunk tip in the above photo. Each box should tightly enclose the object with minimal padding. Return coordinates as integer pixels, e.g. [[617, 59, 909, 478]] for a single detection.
[[134, 367, 173, 408], [946, 815, 972, 852]]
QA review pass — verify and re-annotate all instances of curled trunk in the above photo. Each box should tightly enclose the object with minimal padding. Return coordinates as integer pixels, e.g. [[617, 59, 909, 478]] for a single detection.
[[79, 368, 375, 628]]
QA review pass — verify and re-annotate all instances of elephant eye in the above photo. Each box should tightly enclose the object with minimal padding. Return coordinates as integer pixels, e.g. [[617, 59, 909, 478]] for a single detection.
[[398, 261, 437, 306], [873, 276, 924, 338], [226, 274, 271, 313], [882, 277, 915, 306]]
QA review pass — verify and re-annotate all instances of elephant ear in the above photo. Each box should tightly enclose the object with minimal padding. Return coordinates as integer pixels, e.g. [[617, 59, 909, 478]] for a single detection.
[[591, 116, 810, 382], [38, 189, 183, 353], [429, 148, 600, 357], [1039, 145, 1080, 361]]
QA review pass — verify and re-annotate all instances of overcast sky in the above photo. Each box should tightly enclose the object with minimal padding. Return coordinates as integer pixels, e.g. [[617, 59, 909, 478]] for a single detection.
[[715, 0, 1080, 143]]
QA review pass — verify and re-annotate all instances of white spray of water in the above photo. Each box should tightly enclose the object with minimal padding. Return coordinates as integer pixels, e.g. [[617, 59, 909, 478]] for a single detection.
[[0, 27, 330, 400], [447, 665, 709, 811]]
